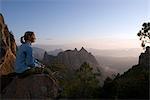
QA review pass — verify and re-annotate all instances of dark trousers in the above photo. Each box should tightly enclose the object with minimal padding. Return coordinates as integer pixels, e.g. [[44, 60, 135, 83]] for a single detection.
[[16, 67, 52, 78]]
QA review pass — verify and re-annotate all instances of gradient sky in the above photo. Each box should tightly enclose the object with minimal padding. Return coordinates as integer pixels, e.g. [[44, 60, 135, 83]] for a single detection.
[[0, 0, 149, 49]]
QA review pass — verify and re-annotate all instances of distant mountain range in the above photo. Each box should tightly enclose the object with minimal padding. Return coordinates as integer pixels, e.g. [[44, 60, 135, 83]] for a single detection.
[[32, 47, 45, 61], [32, 45, 141, 74], [33, 44, 142, 57], [48, 49, 63, 56], [32, 47, 63, 61]]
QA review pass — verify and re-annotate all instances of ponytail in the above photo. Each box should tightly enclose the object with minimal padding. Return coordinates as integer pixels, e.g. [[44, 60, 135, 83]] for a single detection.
[[20, 36, 25, 44], [20, 31, 34, 44]]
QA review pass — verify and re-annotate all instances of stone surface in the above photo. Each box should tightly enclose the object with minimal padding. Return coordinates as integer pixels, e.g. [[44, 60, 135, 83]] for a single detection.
[[2, 74, 59, 99], [139, 46, 150, 67], [0, 13, 17, 76]]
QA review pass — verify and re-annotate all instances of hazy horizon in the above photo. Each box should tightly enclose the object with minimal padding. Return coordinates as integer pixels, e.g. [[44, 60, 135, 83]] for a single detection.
[[32, 43, 142, 51]]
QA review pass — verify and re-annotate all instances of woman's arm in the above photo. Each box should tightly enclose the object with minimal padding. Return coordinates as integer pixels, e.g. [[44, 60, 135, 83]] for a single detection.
[[34, 59, 45, 68]]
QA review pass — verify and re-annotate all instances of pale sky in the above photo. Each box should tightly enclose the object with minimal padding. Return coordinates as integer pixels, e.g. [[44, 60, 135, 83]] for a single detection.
[[0, 0, 149, 49]]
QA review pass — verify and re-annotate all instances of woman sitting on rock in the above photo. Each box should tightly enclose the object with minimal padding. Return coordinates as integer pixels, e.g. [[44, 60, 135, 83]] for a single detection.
[[15, 31, 45, 77]]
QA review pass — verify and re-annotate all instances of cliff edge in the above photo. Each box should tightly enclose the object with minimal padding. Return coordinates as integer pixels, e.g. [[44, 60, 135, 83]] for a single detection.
[[0, 14, 17, 75]]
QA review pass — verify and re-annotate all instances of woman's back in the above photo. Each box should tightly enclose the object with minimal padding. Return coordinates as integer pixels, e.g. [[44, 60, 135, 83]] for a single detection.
[[15, 42, 35, 73]]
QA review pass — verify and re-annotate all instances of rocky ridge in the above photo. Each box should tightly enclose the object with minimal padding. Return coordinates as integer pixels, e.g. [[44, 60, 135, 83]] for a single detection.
[[43, 47, 102, 72]]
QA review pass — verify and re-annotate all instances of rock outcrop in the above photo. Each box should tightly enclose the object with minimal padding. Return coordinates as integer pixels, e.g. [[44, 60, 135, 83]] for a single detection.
[[2, 74, 59, 99], [0, 13, 17, 75], [138, 46, 150, 67], [43, 47, 102, 72]]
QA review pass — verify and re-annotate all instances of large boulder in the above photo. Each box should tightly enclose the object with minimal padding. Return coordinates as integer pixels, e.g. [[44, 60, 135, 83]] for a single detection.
[[2, 74, 59, 99]]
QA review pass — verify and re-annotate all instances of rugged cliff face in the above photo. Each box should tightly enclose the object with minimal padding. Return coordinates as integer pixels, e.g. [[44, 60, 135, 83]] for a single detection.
[[0, 14, 17, 75], [138, 46, 150, 67], [43, 47, 102, 72], [42, 47, 106, 86]]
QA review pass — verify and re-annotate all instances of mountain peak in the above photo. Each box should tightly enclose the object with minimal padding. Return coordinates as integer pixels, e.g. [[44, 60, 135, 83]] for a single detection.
[[79, 47, 87, 53], [74, 48, 78, 51]]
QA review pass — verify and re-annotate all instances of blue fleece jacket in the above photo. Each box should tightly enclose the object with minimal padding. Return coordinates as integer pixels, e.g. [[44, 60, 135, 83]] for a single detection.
[[15, 42, 38, 73]]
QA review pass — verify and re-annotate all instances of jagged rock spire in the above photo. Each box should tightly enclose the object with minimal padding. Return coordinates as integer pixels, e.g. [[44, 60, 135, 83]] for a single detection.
[[74, 48, 78, 51], [139, 46, 150, 67], [79, 47, 87, 53]]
